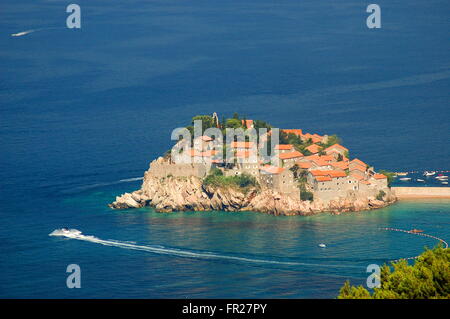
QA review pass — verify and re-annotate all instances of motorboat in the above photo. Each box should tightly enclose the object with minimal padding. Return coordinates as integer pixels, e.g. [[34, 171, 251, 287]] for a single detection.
[[395, 172, 408, 176], [318, 243, 326, 248], [423, 171, 436, 176], [399, 177, 411, 181]]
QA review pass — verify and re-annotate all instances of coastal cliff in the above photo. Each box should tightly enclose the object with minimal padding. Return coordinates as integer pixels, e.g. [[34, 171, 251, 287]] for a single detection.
[[109, 166, 396, 215]]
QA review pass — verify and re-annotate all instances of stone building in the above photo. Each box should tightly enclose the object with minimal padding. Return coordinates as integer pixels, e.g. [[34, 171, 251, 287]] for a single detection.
[[259, 165, 299, 198], [325, 143, 348, 159]]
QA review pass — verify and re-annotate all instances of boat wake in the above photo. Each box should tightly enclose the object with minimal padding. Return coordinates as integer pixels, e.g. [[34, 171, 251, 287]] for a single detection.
[[10, 27, 64, 37], [11, 30, 36, 37], [49, 229, 363, 269], [61, 177, 143, 194]]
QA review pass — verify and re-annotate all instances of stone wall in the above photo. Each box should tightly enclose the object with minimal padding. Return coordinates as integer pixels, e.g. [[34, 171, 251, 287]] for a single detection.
[[148, 158, 210, 178]]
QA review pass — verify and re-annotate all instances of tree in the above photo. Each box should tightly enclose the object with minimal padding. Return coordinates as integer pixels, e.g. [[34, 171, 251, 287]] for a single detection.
[[192, 115, 215, 133], [253, 120, 271, 131], [300, 184, 313, 201], [376, 190, 386, 201], [289, 164, 299, 179], [322, 134, 342, 148], [225, 118, 242, 129], [338, 246, 450, 299], [379, 169, 396, 187]]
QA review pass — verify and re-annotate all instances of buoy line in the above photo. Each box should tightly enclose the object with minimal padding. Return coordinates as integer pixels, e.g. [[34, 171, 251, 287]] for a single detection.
[[380, 227, 448, 262]]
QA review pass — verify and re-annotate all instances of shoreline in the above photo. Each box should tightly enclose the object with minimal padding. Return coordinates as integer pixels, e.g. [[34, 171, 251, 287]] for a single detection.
[[392, 187, 450, 199]]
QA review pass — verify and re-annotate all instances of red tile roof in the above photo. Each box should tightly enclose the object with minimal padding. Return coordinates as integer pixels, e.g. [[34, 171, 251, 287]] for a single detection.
[[352, 174, 365, 181], [230, 141, 255, 149], [350, 164, 366, 172], [316, 176, 332, 182], [320, 155, 334, 162], [310, 170, 347, 179], [325, 144, 348, 152], [297, 162, 312, 169], [310, 170, 330, 176], [201, 150, 217, 157], [351, 158, 367, 167], [306, 144, 321, 154], [282, 129, 303, 137], [241, 119, 254, 129], [305, 154, 319, 160], [189, 149, 217, 157], [199, 135, 213, 142], [373, 173, 387, 179], [235, 150, 254, 158], [312, 158, 330, 167], [278, 151, 304, 160], [188, 149, 203, 157], [274, 144, 294, 150], [261, 165, 285, 175], [331, 161, 349, 170], [327, 170, 347, 178]]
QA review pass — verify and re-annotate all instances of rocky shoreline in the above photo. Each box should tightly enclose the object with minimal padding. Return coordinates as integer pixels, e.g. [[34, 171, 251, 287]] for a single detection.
[[109, 172, 397, 216]]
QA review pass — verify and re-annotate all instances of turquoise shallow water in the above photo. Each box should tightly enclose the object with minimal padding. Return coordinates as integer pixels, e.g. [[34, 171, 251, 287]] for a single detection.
[[1, 178, 449, 298]]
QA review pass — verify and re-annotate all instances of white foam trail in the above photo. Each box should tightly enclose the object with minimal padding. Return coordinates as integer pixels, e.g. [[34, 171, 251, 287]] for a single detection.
[[61, 177, 143, 194], [119, 177, 143, 182], [11, 30, 35, 37], [10, 27, 63, 37], [50, 229, 362, 269]]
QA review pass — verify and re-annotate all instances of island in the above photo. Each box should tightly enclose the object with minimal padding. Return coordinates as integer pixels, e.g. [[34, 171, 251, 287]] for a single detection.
[[109, 113, 396, 215]]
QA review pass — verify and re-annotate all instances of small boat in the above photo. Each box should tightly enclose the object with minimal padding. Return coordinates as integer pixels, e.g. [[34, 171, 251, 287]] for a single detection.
[[399, 177, 411, 181], [435, 175, 448, 180], [423, 171, 436, 176], [442, 182, 448, 185], [416, 179, 425, 182], [395, 172, 408, 176], [318, 243, 326, 248], [409, 229, 424, 233]]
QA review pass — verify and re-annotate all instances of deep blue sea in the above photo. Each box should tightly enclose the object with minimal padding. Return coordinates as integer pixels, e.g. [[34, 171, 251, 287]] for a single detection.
[[0, 0, 449, 298]]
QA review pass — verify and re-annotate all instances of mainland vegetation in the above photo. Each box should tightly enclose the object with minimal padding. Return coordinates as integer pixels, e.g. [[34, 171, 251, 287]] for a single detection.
[[338, 246, 450, 299]]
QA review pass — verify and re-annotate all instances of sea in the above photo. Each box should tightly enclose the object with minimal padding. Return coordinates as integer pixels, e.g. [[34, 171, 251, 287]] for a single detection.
[[0, 0, 449, 298]]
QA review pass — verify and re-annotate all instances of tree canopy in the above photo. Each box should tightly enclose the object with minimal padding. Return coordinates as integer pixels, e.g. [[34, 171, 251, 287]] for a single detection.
[[378, 169, 396, 187], [338, 246, 450, 299]]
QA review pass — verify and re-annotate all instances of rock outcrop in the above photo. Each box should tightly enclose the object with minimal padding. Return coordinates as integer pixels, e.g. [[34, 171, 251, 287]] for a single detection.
[[109, 170, 396, 215]]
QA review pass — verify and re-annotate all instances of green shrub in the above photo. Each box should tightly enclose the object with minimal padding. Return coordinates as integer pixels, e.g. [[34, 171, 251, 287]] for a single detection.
[[203, 172, 258, 191], [299, 184, 313, 201], [378, 169, 396, 187], [376, 190, 386, 201], [209, 167, 223, 176], [300, 190, 314, 201], [338, 246, 450, 299]]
